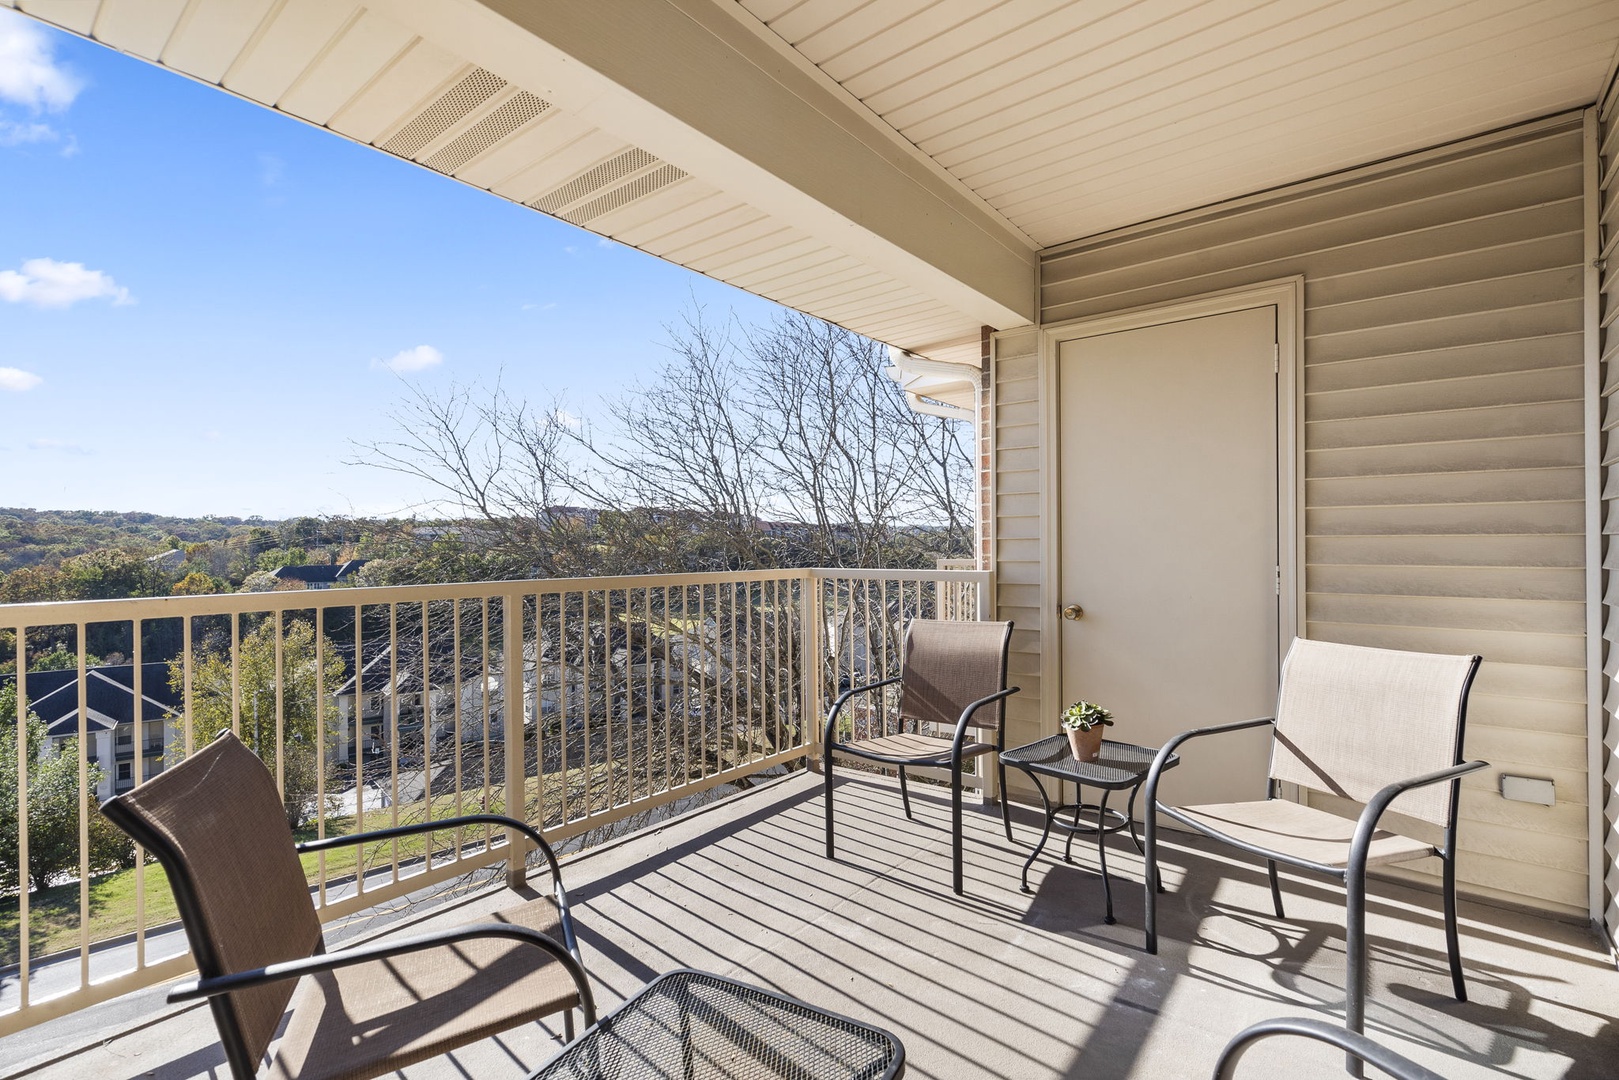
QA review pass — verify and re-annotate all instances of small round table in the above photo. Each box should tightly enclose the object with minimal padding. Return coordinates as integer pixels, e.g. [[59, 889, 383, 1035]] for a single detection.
[[1000, 734, 1179, 924]]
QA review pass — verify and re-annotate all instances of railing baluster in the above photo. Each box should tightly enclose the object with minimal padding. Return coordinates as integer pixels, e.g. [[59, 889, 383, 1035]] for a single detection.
[[354, 604, 366, 898], [14, 625, 28, 1013], [315, 609, 327, 907], [274, 609, 285, 800], [388, 603, 400, 881], [661, 586, 671, 795], [132, 619, 146, 967], [558, 593, 569, 825]]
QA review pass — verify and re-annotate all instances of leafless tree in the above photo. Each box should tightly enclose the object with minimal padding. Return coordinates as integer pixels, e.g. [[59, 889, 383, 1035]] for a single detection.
[[354, 307, 973, 575]]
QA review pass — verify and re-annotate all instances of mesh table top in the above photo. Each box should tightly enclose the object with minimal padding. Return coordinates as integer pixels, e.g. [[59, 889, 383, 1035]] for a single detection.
[[1000, 734, 1178, 789], [529, 969, 906, 1080]]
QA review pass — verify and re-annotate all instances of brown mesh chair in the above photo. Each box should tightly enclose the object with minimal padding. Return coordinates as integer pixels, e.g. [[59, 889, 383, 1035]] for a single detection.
[[1142, 638, 1483, 1071], [823, 619, 1019, 895], [101, 730, 595, 1080]]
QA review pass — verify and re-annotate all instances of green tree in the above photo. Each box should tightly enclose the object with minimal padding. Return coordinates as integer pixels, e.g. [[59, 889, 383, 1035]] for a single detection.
[[169, 619, 345, 828], [172, 571, 226, 596], [0, 683, 130, 894], [256, 547, 308, 573], [28, 646, 104, 672], [54, 548, 173, 600]]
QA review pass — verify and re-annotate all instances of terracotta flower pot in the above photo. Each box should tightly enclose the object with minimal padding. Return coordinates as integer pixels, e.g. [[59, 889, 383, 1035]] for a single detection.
[[1067, 725, 1104, 763]]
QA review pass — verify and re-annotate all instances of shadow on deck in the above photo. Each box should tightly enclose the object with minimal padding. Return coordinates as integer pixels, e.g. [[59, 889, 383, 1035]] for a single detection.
[[7, 771, 1615, 1079]]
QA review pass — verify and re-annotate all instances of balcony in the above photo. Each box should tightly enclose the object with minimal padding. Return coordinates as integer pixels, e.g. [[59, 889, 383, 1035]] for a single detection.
[[1, 568, 1613, 1078], [4, 771, 1611, 1079]]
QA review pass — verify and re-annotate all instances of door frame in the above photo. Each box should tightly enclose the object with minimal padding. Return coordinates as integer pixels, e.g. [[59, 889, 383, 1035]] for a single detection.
[[1037, 277, 1304, 713]]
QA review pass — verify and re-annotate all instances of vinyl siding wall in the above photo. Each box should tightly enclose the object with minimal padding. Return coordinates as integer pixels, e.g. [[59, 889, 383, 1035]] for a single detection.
[[1597, 77, 1619, 947], [1003, 114, 1591, 916]]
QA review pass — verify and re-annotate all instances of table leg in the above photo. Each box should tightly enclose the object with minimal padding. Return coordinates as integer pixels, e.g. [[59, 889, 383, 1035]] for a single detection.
[[1064, 784, 1082, 863], [1126, 784, 1145, 854], [1097, 788, 1115, 924], [1020, 772, 1056, 893]]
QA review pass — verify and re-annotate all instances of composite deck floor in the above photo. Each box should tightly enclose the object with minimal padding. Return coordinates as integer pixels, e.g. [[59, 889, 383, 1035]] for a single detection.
[[4, 770, 1615, 1080]]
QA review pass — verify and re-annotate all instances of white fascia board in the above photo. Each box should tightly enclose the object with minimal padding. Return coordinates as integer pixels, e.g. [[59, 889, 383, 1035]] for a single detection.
[[370, 0, 1037, 330]]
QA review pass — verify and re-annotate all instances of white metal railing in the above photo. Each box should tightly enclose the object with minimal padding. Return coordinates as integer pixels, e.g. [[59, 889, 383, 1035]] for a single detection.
[[0, 566, 987, 1033]]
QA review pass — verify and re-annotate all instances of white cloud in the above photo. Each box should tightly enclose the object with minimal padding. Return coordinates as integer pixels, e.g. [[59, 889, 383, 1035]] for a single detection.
[[0, 12, 82, 112], [372, 344, 444, 373], [28, 437, 88, 454], [0, 118, 56, 146], [553, 408, 581, 430], [0, 366, 42, 391], [0, 258, 132, 308], [258, 152, 284, 187]]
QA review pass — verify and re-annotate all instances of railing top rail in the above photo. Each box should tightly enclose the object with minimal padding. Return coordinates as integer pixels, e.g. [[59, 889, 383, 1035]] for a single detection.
[[0, 567, 988, 626], [808, 568, 989, 583]]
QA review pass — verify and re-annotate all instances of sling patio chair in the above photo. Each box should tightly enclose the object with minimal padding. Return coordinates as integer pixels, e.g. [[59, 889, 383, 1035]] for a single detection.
[[823, 618, 1019, 895], [101, 730, 595, 1080], [1141, 638, 1483, 1075]]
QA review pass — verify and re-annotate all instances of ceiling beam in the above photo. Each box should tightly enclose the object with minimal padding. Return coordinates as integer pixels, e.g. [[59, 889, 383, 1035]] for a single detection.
[[370, 0, 1038, 330]]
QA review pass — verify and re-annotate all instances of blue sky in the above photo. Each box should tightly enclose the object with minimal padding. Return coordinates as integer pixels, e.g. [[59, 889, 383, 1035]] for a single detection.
[[0, 9, 784, 519]]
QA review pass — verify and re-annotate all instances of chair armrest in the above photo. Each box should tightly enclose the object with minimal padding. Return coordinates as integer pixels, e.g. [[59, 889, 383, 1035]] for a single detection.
[[166, 921, 597, 1026], [1144, 717, 1276, 806], [1213, 1017, 1443, 1080], [950, 687, 1021, 756], [823, 675, 904, 750], [1349, 759, 1488, 873], [296, 814, 579, 960]]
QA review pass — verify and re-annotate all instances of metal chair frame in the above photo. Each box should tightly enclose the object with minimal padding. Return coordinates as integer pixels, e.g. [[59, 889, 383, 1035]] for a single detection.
[[1141, 653, 1482, 1078], [102, 735, 596, 1080], [822, 621, 1019, 895], [1213, 1017, 1447, 1080]]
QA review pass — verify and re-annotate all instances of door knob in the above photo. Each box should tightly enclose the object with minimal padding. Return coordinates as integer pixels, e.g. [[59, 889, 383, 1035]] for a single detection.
[[1062, 604, 1084, 621]]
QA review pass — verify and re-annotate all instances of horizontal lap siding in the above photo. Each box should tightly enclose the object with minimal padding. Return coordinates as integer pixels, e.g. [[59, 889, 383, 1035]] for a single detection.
[[1599, 76, 1619, 950], [992, 328, 1044, 761], [1031, 116, 1588, 915]]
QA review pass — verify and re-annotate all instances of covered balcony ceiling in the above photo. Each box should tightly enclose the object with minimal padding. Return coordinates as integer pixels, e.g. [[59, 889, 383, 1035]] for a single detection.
[[9, 0, 1619, 369]]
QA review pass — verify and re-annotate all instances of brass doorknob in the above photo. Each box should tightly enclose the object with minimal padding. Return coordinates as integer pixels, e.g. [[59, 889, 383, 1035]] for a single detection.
[[1062, 604, 1084, 621]]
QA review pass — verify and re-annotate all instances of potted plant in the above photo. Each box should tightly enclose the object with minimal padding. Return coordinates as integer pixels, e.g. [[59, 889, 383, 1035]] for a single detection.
[[1061, 700, 1113, 763]]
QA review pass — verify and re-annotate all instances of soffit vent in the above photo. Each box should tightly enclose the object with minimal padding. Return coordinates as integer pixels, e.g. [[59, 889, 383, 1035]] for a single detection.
[[561, 162, 688, 225], [422, 90, 551, 175], [379, 67, 506, 159], [528, 148, 658, 214]]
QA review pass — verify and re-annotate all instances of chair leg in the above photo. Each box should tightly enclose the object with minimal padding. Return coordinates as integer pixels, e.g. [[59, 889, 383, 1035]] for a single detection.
[[1344, 870, 1369, 1080], [824, 750, 835, 859], [1442, 851, 1467, 1002], [951, 768, 964, 895], [898, 766, 914, 820], [1267, 859, 1286, 919], [1143, 798, 1159, 954], [998, 760, 1013, 842]]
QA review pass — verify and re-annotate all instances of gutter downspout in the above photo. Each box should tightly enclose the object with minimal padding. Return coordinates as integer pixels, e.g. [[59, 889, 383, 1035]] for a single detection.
[[884, 345, 980, 420]]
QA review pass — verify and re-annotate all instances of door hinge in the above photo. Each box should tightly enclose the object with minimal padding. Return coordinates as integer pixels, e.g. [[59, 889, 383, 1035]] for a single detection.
[[1273, 343, 1280, 374], [1275, 566, 1281, 596]]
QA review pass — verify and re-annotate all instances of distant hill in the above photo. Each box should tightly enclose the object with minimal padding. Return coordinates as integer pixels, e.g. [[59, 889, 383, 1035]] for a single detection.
[[0, 508, 278, 573]]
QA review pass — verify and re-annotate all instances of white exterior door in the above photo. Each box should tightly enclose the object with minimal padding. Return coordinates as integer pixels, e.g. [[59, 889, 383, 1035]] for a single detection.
[[1057, 305, 1281, 808]]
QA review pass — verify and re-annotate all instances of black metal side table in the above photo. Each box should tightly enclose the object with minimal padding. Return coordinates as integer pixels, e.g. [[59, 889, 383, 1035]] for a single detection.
[[527, 968, 906, 1079], [1001, 735, 1179, 925]]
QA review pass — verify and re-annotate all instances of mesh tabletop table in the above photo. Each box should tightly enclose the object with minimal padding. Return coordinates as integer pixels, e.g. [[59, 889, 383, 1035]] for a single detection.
[[528, 969, 906, 1080], [1000, 735, 1179, 925]]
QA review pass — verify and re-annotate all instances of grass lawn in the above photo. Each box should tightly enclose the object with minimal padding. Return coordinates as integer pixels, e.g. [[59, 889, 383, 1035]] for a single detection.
[[0, 758, 742, 968], [0, 865, 180, 969], [0, 790, 522, 967]]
